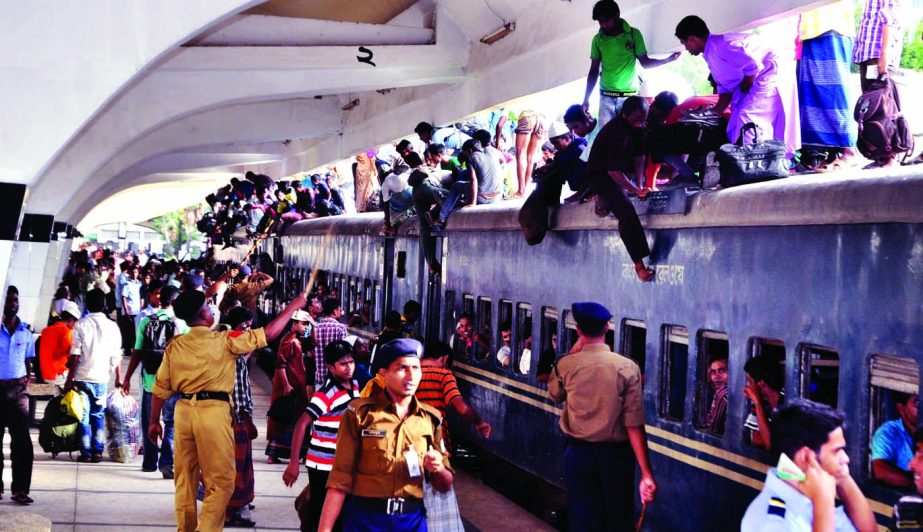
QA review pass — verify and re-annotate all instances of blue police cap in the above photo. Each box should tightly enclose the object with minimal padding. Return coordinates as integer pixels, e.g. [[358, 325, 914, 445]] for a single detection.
[[239, 264, 252, 276], [173, 290, 207, 322], [572, 302, 613, 325], [372, 338, 423, 373]]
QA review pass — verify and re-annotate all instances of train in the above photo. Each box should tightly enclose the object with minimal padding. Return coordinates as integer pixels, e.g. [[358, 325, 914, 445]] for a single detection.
[[216, 166, 923, 531]]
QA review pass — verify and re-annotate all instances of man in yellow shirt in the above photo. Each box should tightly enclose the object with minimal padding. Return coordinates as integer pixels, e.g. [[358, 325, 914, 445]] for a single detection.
[[149, 283, 308, 532]]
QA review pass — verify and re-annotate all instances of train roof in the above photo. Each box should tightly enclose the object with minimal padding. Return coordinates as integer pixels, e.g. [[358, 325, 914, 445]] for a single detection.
[[280, 166, 923, 237]]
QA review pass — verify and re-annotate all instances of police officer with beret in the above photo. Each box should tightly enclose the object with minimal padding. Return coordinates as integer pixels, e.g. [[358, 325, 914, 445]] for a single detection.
[[548, 302, 657, 532], [318, 338, 453, 532]]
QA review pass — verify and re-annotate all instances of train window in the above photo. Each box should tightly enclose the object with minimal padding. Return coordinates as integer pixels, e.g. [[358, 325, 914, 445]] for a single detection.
[[868, 355, 919, 484], [538, 307, 559, 381], [660, 325, 689, 422], [693, 330, 729, 435], [363, 279, 374, 328], [444, 291, 457, 342], [515, 303, 533, 375], [562, 311, 578, 352], [373, 281, 382, 327], [476, 297, 492, 362], [496, 300, 513, 370], [396, 251, 407, 279], [744, 338, 787, 450], [462, 294, 474, 317], [620, 319, 647, 375], [348, 278, 358, 316], [798, 344, 839, 407]]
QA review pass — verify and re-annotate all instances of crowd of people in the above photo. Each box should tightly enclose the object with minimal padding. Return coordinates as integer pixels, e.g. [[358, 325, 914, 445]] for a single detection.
[[195, 0, 913, 284]]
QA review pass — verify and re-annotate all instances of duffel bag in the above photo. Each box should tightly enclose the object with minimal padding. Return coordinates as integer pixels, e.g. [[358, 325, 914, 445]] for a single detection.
[[716, 122, 788, 188]]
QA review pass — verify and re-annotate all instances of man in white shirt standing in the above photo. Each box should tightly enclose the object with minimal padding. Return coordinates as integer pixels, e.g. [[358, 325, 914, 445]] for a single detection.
[[65, 288, 123, 463]]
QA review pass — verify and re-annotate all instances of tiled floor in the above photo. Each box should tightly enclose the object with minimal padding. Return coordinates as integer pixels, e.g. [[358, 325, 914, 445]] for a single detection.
[[1, 357, 552, 531]]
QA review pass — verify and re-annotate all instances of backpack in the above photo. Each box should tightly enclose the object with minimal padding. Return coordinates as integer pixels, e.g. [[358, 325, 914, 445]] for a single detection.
[[854, 78, 913, 162], [140, 314, 177, 374], [39, 394, 81, 457]]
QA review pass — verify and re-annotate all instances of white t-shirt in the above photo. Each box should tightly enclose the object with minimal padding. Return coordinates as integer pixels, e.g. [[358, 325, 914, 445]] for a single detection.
[[70, 312, 122, 383], [381, 170, 411, 202]]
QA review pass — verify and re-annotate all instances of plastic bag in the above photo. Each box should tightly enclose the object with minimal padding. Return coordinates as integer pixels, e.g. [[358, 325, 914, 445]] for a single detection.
[[61, 389, 85, 421], [105, 390, 142, 463]]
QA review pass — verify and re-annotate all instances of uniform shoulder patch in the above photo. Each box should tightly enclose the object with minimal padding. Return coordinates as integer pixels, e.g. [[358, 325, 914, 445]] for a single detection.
[[767, 497, 786, 518]]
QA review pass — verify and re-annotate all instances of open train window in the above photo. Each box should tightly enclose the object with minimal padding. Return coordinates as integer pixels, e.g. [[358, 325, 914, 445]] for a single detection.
[[515, 303, 533, 375], [348, 278, 358, 316], [538, 307, 559, 381], [444, 291, 457, 342], [620, 319, 647, 377], [496, 300, 513, 370], [476, 297, 492, 362], [396, 251, 407, 279], [744, 338, 787, 449], [373, 281, 382, 328], [868, 355, 919, 485], [798, 344, 839, 407], [462, 294, 474, 317], [693, 330, 729, 435], [449, 294, 475, 362], [363, 279, 374, 328], [660, 325, 689, 422], [562, 311, 578, 352]]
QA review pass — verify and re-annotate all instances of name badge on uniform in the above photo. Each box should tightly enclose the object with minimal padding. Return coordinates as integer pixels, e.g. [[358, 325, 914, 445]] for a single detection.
[[361, 429, 386, 438], [405, 447, 422, 478]]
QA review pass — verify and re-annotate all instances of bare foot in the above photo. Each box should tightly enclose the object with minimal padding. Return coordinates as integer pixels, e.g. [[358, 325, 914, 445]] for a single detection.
[[635, 264, 655, 283]]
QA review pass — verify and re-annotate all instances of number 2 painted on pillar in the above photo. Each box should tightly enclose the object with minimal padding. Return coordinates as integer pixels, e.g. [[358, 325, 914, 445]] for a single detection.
[[357, 46, 376, 67]]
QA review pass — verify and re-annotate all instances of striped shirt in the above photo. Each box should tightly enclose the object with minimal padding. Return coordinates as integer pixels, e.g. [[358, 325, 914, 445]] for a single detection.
[[232, 356, 253, 424], [853, 0, 903, 64], [305, 377, 359, 471], [312, 317, 346, 384], [416, 366, 462, 417]]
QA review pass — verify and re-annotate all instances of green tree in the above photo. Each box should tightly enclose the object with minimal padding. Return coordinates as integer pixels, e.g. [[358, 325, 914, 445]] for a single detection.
[[149, 205, 204, 258]]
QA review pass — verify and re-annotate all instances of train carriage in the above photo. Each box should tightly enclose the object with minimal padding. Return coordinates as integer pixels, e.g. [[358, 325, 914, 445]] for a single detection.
[[226, 166, 923, 531]]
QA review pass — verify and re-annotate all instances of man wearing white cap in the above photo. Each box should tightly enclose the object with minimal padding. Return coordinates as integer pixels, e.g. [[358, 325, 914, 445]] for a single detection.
[[39, 299, 81, 383]]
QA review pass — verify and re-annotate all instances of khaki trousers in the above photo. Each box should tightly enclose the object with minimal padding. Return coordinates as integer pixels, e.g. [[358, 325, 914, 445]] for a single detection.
[[174, 398, 235, 532]]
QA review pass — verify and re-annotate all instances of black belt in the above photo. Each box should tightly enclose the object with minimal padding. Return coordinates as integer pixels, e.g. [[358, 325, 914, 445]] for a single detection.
[[565, 436, 630, 448], [600, 90, 636, 97], [179, 391, 229, 402], [351, 496, 424, 516]]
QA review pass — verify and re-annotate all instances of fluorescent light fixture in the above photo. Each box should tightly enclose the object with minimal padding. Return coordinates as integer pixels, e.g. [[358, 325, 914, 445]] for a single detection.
[[480, 22, 515, 45]]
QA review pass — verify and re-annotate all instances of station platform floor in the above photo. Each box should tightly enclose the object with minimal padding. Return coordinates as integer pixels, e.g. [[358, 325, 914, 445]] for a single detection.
[[1, 356, 554, 532]]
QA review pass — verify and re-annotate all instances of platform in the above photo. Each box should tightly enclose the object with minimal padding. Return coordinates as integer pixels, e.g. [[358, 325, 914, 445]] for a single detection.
[[0, 357, 554, 531]]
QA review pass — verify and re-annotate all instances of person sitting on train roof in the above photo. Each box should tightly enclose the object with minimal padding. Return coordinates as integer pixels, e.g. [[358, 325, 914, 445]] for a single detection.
[[581, 95, 656, 282], [448, 312, 488, 361], [429, 139, 503, 231], [870, 391, 918, 489], [892, 426, 923, 530], [744, 354, 785, 451], [583, 0, 680, 128], [740, 399, 876, 532], [548, 302, 656, 531], [471, 129, 507, 169], [496, 321, 512, 368], [675, 15, 801, 157], [705, 354, 729, 434], [380, 155, 415, 234], [425, 143, 463, 177], [534, 121, 588, 206]]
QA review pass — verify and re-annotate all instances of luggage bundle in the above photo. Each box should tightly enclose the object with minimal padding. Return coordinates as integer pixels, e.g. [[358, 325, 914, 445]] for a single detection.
[[105, 390, 142, 463], [716, 122, 788, 188], [38, 390, 84, 457]]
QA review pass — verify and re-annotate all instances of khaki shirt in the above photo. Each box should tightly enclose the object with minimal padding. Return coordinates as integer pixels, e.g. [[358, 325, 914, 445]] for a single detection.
[[548, 343, 645, 442], [152, 326, 267, 400], [220, 280, 267, 315], [327, 393, 453, 499]]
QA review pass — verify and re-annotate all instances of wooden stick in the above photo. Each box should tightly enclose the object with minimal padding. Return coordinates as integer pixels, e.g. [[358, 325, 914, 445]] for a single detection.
[[635, 502, 647, 532], [301, 229, 334, 298]]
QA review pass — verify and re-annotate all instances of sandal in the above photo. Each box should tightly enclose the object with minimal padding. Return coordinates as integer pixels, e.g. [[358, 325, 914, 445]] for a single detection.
[[11, 492, 33, 505], [224, 515, 256, 528]]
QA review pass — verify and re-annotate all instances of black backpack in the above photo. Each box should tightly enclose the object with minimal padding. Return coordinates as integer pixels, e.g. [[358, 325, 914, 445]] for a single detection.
[[39, 395, 80, 457], [854, 78, 913, 162], [141, 314, 177, 374]]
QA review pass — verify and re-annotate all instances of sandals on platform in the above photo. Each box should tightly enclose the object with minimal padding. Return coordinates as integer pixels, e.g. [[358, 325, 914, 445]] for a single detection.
[[12, 492, 34, 505]]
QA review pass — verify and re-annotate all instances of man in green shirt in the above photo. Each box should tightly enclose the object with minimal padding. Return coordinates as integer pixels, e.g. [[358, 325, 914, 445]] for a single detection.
[[121, 285, 188, 478], [582, 0, 680, 127]]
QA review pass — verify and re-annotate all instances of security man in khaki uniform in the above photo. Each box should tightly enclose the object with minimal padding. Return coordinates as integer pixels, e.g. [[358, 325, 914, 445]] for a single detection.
[[149, 285, 308, 531], [548, 302, 657, 532], [318, 338, 453, 532]]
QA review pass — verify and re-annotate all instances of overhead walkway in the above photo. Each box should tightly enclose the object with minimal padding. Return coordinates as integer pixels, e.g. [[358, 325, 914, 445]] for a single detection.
[[2, 358, 553, 531]]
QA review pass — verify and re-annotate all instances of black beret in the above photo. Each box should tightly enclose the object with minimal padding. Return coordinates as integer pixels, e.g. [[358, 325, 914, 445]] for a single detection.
[[372, 338, 423, 373], [173, 290, 207, 322]]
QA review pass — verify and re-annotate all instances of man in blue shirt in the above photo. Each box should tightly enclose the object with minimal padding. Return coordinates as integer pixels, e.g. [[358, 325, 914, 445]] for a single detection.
[[741, 399, 875, 532], [0, 289, 36, 504], [871, 392, 917, 488]]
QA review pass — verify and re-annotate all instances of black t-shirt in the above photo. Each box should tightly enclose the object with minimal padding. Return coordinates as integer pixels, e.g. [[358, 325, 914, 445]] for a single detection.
[[585, 115, 642, 182]]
